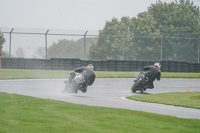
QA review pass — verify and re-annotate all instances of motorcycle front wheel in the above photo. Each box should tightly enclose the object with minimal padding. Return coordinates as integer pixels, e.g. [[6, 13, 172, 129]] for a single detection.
[[131, 80, 143, 93]]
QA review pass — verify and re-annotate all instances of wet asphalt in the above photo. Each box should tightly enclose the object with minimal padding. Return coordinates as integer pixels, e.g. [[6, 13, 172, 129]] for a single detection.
[[0, 78, 200, 119]]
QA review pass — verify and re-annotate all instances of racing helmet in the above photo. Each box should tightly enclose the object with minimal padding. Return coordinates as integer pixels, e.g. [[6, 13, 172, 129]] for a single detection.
[[154, 62, 161, 69], [87, 64, 94, 70]]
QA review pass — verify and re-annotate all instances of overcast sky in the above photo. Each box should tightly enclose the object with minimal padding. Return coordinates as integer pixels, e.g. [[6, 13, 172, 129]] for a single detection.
[[1, 0, 200, 31]]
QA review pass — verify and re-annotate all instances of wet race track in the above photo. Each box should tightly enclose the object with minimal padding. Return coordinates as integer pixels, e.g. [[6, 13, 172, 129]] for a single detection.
[[0, 78, 200, 119]]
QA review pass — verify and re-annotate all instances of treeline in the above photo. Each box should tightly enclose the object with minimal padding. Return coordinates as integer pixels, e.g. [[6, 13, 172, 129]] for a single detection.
[[47, 38, 97, 59], [89, 0, 200, 62], [33, 37, 97, 59]]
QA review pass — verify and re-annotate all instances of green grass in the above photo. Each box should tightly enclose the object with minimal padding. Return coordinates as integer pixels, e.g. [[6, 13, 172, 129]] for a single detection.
[[0, 69, 200, 79], [0, 69, 71, 79], [127, 92, 200, 109], [0, 92, 200, 133], [161, 72, 200, 78]]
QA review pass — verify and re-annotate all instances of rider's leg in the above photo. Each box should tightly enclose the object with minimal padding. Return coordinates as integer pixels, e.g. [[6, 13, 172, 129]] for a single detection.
[[80, 82, 87, 93], [147, 81, 154, 89]]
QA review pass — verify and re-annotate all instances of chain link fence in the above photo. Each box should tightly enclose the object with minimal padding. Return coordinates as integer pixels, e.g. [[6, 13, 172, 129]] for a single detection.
[[1, 28, 199, 63]]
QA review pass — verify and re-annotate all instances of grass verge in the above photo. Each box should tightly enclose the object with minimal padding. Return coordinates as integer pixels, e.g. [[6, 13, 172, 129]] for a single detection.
[[127, 92, 200, 109], [0, 69, 200, 79], [0, 92, 200, 133]]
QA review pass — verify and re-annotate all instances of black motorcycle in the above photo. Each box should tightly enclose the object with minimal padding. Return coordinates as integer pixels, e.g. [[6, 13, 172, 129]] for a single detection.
[[131, 72, 149, 93], [63, 72, 86, 94]]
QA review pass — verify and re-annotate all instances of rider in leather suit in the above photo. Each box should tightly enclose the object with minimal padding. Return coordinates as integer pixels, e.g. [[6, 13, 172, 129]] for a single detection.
[[70, 64, 95, 93], [135, 62, 161, 89]]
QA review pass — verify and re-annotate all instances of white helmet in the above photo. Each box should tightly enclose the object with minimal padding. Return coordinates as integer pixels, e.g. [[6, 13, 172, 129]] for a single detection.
[[154, 62, 161, 69]]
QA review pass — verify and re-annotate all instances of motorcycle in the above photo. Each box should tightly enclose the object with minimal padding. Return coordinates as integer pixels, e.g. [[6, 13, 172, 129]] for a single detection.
[[131, 72, 149, 93], [63, 72, 86, 94]]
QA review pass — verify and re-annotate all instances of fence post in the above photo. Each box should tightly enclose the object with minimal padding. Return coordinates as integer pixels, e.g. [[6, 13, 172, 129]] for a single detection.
[[9, 28, 14, 58], [160, 34, 164, 61], [198, 38, 200, 63], [84, 31, 88, 60], [45, 29, 49, 59]]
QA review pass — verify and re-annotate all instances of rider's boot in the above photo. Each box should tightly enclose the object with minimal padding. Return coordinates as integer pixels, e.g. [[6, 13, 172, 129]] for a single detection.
[[80, 86, 87, 93], [79, 83, 87, 93], [147, 84, 154, 89]]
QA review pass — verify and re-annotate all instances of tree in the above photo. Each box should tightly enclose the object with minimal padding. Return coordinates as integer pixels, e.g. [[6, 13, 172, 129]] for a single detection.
[[89, 0, 200, 62], [148, 0, 200, 34], [16, 47, 25, 58], [35, 47, 45, 58], [0, 32, 5, 54], [48, 39, 76, 58], [89, 15, 160, 60], [47, 37, 97, 59], [128, 12, 160, 60], [89, 17, 133, 60], [148, 0, 200, 62], [1, 51, 9, 57]]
